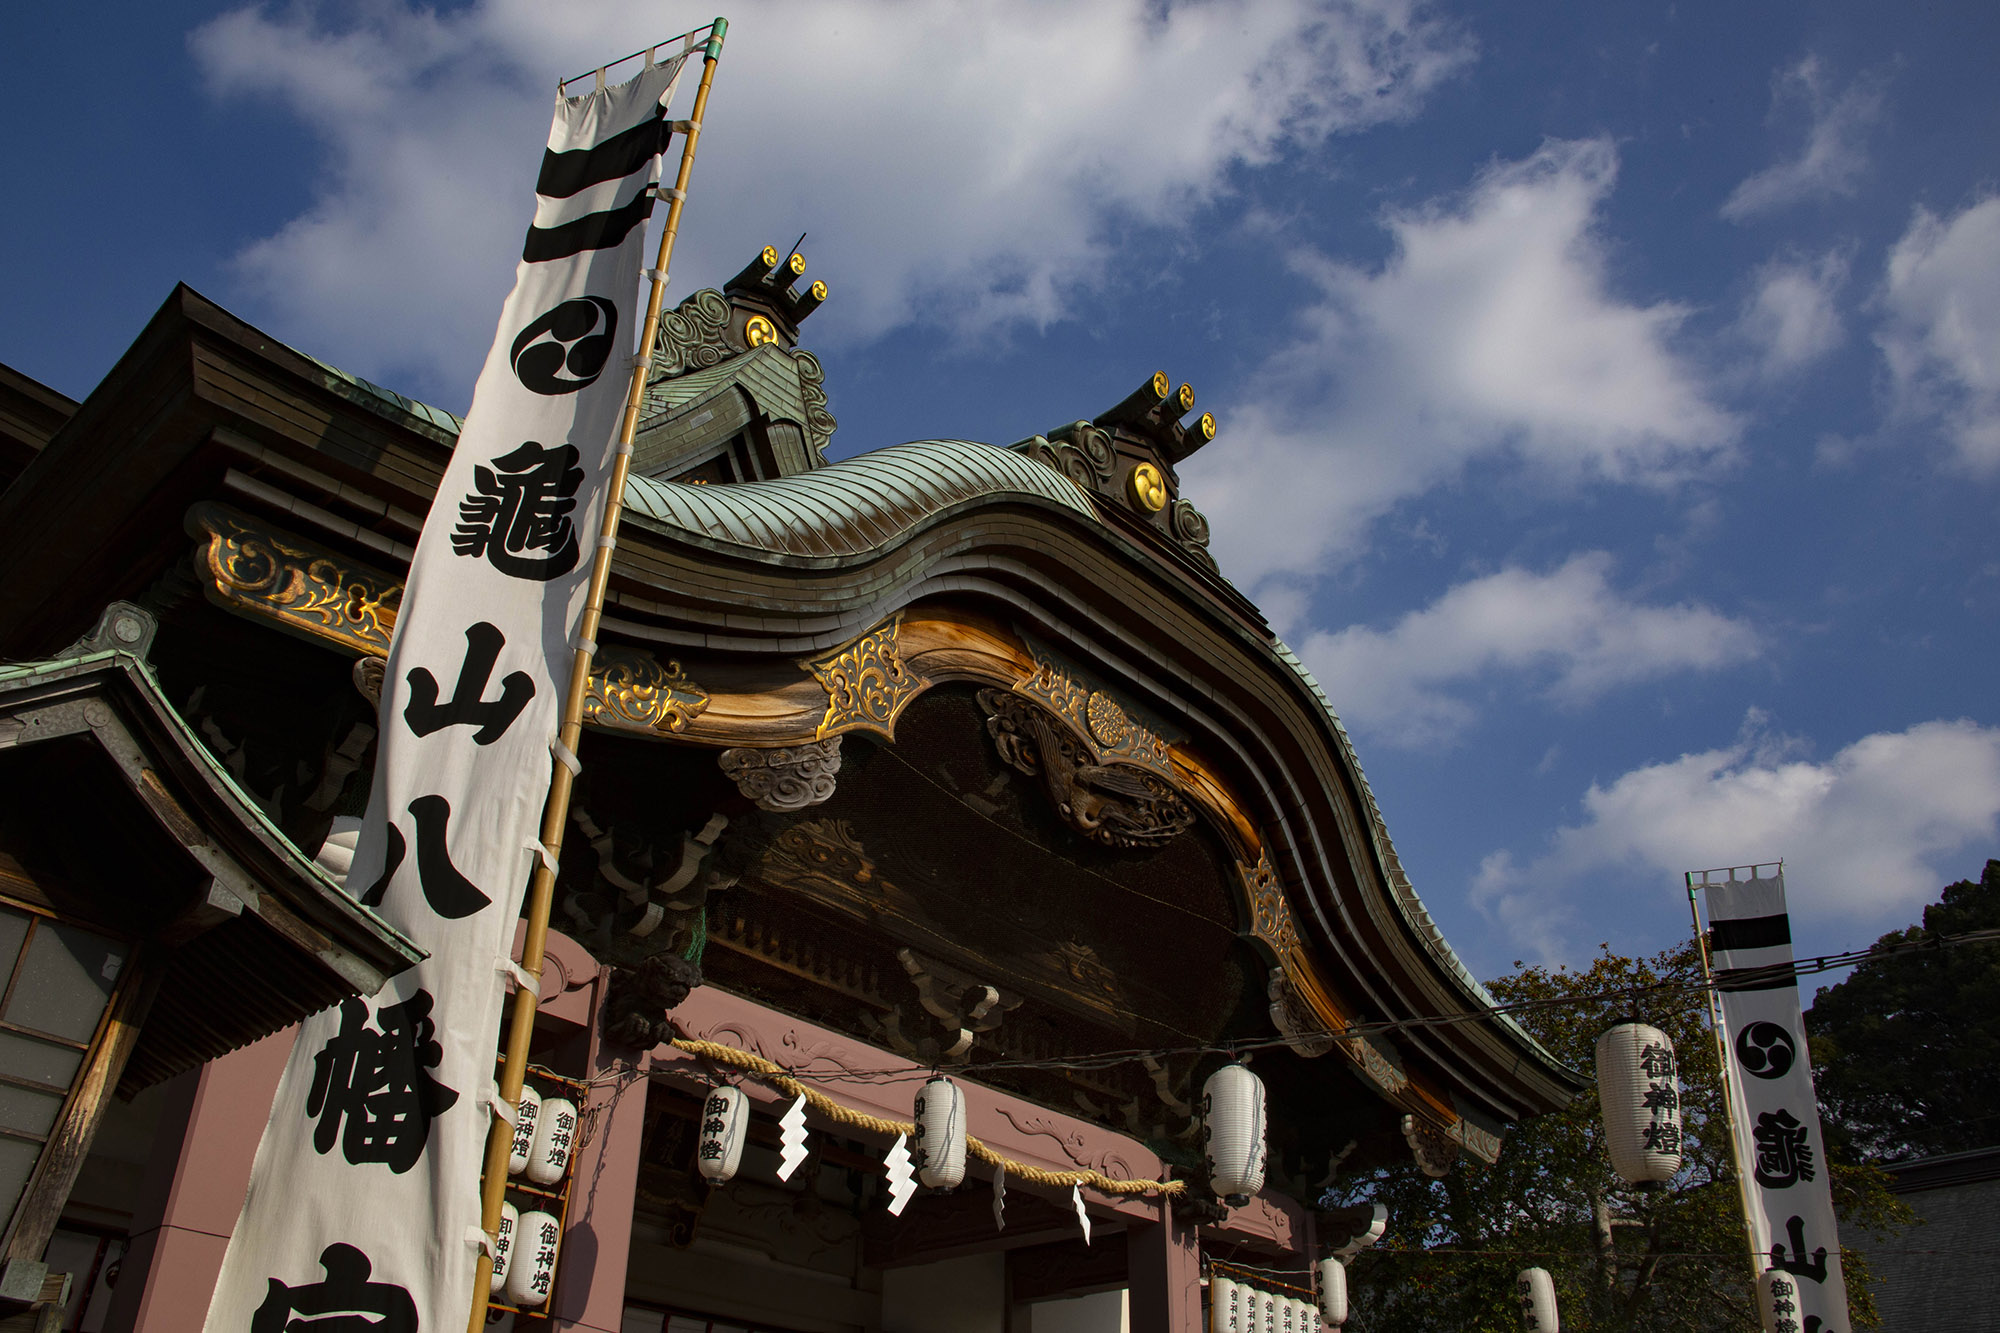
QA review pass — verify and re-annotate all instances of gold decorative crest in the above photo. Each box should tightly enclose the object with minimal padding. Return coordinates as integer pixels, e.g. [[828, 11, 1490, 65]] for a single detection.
[[189, 502, 400, 655], [582, 648, 710, 735], [807, 615, 928, 740]]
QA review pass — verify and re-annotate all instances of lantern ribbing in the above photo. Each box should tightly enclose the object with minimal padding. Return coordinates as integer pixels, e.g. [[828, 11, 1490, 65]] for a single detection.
[[669, 1036, 1188, 1197]]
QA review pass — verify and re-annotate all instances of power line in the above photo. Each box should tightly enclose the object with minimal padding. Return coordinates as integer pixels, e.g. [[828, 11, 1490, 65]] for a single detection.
[[686, 923, 2000, 1088]]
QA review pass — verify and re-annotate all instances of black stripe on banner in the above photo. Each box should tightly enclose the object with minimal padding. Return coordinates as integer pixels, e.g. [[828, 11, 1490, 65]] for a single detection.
[[535, 114, 669, 199], [1710, 912, 1792, 954], [522, 185, 657, 263], [1716, 966, 1796, 993]]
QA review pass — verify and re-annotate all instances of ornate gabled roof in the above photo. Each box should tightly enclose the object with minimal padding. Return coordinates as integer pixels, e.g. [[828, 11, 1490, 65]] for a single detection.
[[636, 334, 835, 474]]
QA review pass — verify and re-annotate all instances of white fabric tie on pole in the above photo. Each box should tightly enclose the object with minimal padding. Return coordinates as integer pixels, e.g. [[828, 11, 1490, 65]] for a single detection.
[[201, 52, 689, 1333]]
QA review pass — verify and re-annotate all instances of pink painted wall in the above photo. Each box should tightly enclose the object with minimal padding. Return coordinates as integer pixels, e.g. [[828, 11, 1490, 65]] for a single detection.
[[104, 1028, 293, 1333]]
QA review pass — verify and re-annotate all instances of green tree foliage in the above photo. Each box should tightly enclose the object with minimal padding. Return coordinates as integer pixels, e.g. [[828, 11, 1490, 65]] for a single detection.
[[1807, 859, 2000, 1162], [1337, 942, 1911, 1331]]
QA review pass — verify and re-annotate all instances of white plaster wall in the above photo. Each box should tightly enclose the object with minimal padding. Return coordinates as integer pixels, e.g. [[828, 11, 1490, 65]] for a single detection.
[[1019, 1289, 1128, 1333], [880, 1253, 1006, 1333]]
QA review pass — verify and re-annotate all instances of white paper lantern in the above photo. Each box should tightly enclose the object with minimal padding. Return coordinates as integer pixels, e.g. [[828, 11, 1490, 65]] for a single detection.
[[1202, 1063, 1267, 1204], [1595, 1022, 1683, 1184], [696, 1085, 749, 1183], [1210, 1276, 1241, 1332], [1756, 1267, 1808, 1333], [1260, 1288, 1277, 1333], [1516, 1267, 1558, 1333], [1316, 1257, 1348, 1327], [488, 1200, 518, 1295], [525, 1096, 578, 1186], [913, 1075, 968, 1190], [506, 1209, 561, 1308], [506, 1085, 543, 1176]]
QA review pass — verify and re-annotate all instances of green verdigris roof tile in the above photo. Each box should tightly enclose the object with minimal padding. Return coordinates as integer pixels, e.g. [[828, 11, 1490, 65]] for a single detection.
[[619, 437, 1097, 558]]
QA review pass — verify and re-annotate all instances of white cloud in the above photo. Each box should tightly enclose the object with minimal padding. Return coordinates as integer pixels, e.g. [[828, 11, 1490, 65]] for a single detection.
[[1874, 196, 2000, 470], [1476, 715, 2000, 960], [1736, 247, 1848, 379], [1721, 56, 1884, 221], [1297, 553, 1761, 747], [190, 0, 1473, 400], [1183, 138, 1739, 586]]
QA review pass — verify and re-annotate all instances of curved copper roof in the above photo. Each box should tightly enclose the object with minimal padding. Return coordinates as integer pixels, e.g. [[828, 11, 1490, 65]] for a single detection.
[[621, 437, 1097, 558]]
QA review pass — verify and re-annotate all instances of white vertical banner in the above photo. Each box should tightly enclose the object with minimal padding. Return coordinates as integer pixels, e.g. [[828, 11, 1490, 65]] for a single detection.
[[1704, 869, 1852, 1333], [204, 55, 686, 1333]]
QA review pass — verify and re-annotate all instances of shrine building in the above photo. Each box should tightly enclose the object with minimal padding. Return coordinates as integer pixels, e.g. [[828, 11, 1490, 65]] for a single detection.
[[0, 250, 1580, 1332]]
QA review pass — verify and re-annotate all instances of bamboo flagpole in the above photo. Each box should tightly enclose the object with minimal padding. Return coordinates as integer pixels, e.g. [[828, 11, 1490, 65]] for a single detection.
[[467, 21, 726, 1331], [1685, 868, 1771, 1291]]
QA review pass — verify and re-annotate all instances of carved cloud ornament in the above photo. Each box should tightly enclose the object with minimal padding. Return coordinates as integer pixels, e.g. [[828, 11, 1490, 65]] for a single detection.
[[1402, 1113, 1459, 1179], [978, 688, 1195, 850], [719, 738, 844, 811]]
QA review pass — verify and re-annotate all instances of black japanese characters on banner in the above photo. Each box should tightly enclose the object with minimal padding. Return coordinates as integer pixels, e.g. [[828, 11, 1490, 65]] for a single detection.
[[1769, 1214, 1830, 1283], [1735, 1020, 1797, 1078], [250, 1244, 418, 1333], [510, 298, 619, 395], [452, 441, 585, 582], [1753, 1109, 1817, 1189], [405, 622, 535, 744], [306, 992, 460, 1174], [354, 798, 492, 920]]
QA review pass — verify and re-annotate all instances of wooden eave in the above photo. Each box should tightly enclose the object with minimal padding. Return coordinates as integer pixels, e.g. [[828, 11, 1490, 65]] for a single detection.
[[0, 364, 76, 491], [0, 649, 423, 1095]]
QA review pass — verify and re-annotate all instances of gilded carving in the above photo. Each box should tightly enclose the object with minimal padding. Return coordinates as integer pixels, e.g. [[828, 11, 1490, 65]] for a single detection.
[[1085, 691, 1130, 748], [1239, 852, 1302, 962], [583, 647, 710, 735], [193, 504, 711, 739], [719, 738, 843, 811], [806, 616, 928, 741], [189, 502, 400, 655], [979, 688, 1195, 850], [1014, 661, 1174, 779]]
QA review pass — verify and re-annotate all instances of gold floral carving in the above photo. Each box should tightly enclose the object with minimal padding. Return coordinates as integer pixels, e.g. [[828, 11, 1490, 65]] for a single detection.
[[1014, 661, 1174, 780], [582, 648, 710, 735], [190, 502, 400, 655], [807, 615, 928, 740], [1239, 852, 1302, 962], [193, 504, 709, 738]]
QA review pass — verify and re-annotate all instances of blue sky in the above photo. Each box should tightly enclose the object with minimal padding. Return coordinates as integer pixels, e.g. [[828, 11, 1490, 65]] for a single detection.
[[8, 0, 1999, 990]]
